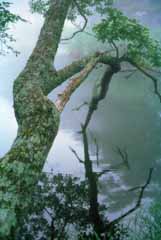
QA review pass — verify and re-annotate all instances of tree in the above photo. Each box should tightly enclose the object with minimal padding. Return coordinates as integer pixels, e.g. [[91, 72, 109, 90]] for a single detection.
[[15, 173, 90, 240], [0, 0, 160, 238], [0, 1, 23, 55]]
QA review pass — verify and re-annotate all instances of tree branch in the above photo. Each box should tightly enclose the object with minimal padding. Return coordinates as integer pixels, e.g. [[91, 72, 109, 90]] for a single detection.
[[61, 0, 88, 41], [72, 101, 89, 111], [83, 65, 115, 129], [114, 146, 130, 170], [55, 56, 99, 112], [111, 40, 119, 59], [108, 168, 153, 226], [97, 169, 114, 178], [54, 55, 92, 86], [124, 58, 161, 102], [71, 21, 95, 38], [69, 146, 84, 164]]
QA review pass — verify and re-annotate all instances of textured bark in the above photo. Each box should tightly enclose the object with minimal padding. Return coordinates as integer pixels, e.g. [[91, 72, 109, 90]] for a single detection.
[[55, 56, 99, 112], [0, 0, 72, 237]]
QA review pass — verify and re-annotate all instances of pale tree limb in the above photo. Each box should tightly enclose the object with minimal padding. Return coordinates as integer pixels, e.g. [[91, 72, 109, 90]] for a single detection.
[[54, 55, 92, 87], [54, 51, 117, 95], [55, 56, 99, 112], [54, 54, 119, 113]]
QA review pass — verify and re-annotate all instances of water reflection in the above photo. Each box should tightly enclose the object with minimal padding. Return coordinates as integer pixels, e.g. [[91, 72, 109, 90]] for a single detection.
[[0, 0, 161, 217], [46, 0, 161, 214], [44, 129, 84, 176]]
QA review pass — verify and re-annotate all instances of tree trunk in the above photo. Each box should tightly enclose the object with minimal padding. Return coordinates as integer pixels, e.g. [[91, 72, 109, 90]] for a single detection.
[[81, 64, 121, 239], [0, 0, 72, 237], [82, 128, 105, 236]]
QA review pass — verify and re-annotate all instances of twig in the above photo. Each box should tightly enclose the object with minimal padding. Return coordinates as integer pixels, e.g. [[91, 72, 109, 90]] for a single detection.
[[111, 40, 119, 59], [44, 207, 53, 219], [69, 146, 84, 164], [125, 58, 161, 102], [72, 101, 89, 111], [96, 161, 128, 178], [94, 138, 99, 167], [71, 21, 96, 38], [89, 131, 100, 166], [114, 146, 130, 170], [97, 169, 114, 178], [61, 0, 88, 41]]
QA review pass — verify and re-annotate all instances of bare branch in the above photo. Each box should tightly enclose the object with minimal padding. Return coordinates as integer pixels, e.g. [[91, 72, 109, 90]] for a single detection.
[[97, 169, 114, 178], [109, 168, 154, 226], [124, 58, 161, 102], [111, 40, 119, 59], [94, 138, 99, 167], [61, 0, 88, 41], [89, 132, 100, 166], [114, 146, 130, 170], [96, 161, 128, 178], [71, 21, 96, 38], [44, 208, 53, 220], [69, 146, 84, 164], [72, 101, 89, 111]]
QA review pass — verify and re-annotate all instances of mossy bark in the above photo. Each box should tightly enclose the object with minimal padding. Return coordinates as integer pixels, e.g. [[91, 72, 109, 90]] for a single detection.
[[0, 0, 72, 237]]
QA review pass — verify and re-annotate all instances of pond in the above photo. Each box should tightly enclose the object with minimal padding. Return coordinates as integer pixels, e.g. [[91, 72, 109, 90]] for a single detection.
[[0, 0, 161, 221]]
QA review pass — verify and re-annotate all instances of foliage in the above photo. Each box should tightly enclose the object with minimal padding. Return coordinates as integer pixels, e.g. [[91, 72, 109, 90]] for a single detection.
[[1, 1, 160, 239], [15, 173, 90, 239], [93, 8, 161, 67], [30, 0, 113, 19], [0, 1, 23, 55], [10, 172, 128, 240], [29, 0, 49, 16]]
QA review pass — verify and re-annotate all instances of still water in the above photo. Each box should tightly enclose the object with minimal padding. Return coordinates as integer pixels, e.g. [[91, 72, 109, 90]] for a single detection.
[[0, 0, 161, 220]]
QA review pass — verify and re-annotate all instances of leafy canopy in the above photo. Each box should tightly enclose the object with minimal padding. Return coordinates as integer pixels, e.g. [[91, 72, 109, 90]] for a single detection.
[[93, 8, 161, 67], [0, 1, 23, 55], [30, 0, 113, 19], [16, 173, 90, 240]]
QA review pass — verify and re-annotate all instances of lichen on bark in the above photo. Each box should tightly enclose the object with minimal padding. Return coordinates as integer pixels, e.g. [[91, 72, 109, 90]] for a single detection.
[[0, 0, 72, 237]]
